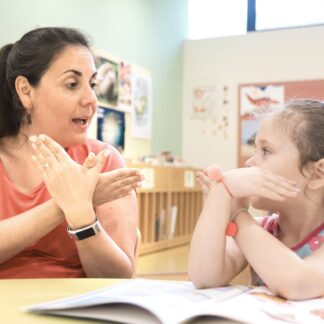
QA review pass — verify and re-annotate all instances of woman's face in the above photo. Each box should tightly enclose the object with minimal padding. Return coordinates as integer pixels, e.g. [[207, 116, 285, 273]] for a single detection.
[[29, 45, 97, 147]]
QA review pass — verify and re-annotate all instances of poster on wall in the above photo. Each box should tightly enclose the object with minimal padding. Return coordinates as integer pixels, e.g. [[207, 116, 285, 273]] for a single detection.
[[119, 61, 133, 111], [93, 49, 119, 108], [97, 106, 125, 152], [191, 85, 216, 119], [131, 68, 152, 139], [239, 84, 285, 165]]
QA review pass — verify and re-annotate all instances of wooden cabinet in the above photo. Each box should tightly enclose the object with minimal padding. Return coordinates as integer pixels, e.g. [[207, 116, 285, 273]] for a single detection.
[[129, 164, 203, 255]]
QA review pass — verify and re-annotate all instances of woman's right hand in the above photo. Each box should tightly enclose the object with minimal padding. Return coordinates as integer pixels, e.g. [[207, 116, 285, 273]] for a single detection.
[[223, 167, 299, 200]]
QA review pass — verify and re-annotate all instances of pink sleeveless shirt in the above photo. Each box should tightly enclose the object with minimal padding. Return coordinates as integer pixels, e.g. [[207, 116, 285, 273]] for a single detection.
[[251, 214, 324, 286], [0, 139, 125, 278]]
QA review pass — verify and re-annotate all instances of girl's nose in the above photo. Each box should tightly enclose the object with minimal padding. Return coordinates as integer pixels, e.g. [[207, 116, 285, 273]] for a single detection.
[[245, 155, 255, 167]]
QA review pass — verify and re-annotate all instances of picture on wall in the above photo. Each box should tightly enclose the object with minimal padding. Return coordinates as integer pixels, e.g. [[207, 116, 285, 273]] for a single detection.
[[239, 84, 285, 166], [191, 85, 216, 119], [97, 106, 125, 152], [93, 50, 119, 108], [131, 68, 152, 139], [119, 61, 133, 111]]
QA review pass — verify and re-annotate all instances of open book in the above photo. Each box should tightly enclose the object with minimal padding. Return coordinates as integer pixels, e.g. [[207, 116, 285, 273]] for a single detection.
[[24, 279, 324, 324]]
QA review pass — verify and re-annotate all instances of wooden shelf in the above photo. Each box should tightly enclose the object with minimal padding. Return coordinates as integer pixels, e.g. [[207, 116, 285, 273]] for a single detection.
[[128, 164, 203, 255]]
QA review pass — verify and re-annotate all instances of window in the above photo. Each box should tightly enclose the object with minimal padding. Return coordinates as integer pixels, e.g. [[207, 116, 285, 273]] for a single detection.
[[256, 0, 324, 30], [188, 0, 324, 40], [188, 0, 248, 40]]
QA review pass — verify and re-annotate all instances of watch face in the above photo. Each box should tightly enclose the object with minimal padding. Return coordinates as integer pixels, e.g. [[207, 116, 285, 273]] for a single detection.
[[76, 227, 97, 240], [68, 220, 101, 240]]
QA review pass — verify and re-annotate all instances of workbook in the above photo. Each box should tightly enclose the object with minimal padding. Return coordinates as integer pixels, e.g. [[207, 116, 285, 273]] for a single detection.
[[24, 279, 324, 324]]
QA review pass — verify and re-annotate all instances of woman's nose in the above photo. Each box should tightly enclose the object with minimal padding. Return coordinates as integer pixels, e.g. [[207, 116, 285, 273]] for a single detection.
[[81, 85, 97, 107]]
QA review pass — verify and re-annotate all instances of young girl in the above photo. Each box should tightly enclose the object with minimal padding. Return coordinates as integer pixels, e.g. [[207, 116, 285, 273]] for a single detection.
[[188, 99, 324, 300], [0, 27, 143, 278]]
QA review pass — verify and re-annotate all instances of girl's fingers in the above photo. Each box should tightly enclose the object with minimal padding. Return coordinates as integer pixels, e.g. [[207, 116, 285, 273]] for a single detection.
[[196, 171, 212, 189]]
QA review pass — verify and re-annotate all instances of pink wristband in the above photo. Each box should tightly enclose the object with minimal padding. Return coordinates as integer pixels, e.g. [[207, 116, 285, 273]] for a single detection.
[[207, 164, 233, 197]]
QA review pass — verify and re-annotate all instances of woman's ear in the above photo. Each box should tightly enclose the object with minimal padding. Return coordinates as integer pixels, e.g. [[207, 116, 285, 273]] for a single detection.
[[308, 159, 324, 190], [15, 76, 33, 110]]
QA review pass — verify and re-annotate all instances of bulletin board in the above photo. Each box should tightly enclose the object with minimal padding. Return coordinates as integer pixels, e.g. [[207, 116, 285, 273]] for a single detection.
[[238, 79, 324, 167]]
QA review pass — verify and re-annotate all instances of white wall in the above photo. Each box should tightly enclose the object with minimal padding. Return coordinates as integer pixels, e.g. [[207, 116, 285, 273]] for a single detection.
[[182, 26, 324, 169]]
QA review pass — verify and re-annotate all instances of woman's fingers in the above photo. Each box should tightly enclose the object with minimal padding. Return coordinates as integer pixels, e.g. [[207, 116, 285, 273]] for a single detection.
[[39, 134, 68, 163], [83, 152, 96, 169], [29, 136, 57, 169], [81, 149, 110, 174]]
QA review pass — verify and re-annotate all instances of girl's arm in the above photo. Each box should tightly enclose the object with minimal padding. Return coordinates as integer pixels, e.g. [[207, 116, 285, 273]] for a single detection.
[[189, 166, 300, 288], [235, 211, 324, 300], [188, 182, 248, 288]]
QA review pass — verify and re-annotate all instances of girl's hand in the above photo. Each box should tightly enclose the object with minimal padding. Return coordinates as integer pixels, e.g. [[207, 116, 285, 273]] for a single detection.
[[30, 134, 107, 220], [196, 169, 212, 201], [224, 167, 299, 200]]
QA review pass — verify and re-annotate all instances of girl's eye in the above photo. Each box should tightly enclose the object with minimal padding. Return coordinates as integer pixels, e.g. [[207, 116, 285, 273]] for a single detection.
[[261, 147, 271, 156]]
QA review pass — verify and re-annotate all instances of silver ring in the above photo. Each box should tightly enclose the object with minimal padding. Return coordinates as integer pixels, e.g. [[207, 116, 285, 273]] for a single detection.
[[42, 162, 49, 168]]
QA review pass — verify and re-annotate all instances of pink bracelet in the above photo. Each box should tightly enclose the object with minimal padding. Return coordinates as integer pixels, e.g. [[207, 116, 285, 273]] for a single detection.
[[207, 164, 233, 197]]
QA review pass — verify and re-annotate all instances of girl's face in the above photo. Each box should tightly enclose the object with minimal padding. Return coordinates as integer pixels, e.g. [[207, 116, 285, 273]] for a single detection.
[[29, 45, 97, 148], [246, 116, 307, 210]]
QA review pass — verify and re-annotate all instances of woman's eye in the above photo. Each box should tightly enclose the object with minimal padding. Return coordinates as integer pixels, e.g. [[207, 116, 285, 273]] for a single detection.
[[90, 81, 97, 90], [66, 82, 78, 89]]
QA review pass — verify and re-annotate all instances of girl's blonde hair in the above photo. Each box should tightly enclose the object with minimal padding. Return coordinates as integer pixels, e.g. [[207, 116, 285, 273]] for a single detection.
[[273, 99, 324, 173]]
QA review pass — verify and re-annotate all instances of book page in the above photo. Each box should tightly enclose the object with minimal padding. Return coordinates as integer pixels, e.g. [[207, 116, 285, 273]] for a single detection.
[[25, 279, 249, 324]]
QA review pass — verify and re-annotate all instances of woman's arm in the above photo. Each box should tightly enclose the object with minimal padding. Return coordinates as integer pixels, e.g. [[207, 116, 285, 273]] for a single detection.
[[31, 135, 141, 278], [0, 200, 64, 264], [75, 191, 138, 278], [235, 211, 324, 300], [0, 145, 142, 265]]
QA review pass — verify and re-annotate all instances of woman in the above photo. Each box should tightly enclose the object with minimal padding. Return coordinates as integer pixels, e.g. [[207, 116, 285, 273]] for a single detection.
[[0, 27, 143, 278]]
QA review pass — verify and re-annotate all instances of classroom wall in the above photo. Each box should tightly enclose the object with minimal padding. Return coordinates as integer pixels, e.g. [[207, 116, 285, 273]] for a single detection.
[[0, 0, 187, 158], [182, 26, 324, 169]]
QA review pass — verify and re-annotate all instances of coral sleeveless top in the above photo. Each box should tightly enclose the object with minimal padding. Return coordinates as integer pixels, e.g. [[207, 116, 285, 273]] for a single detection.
[[0, 139, 124, 278]]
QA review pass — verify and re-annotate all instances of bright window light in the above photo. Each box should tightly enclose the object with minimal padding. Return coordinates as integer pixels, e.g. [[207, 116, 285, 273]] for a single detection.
[[256, 0, 324, 30], [188, 0, 248, 40]]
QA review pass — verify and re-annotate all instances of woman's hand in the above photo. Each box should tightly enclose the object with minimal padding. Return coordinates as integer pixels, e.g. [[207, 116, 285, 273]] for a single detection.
[[93, 168, 144, 207], [224, 167, 299, 200], [30, 134, 107, 222], [81, 148, 144, 206]]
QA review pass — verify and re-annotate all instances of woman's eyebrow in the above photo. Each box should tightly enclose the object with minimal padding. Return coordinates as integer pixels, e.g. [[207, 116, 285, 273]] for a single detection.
[[62, 69, 82, 76], [62, 70, 97, 78]]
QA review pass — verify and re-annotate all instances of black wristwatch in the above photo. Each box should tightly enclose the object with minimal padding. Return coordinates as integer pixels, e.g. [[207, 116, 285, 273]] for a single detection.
[[67, 217, 101, 241]]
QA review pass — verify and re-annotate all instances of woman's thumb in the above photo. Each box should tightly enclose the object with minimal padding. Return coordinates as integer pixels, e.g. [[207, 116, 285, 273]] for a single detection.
[[83, 152, 97, 169]]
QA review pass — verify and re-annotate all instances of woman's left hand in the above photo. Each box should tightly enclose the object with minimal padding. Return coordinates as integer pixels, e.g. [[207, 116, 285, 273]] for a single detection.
[[30, 134, 108, 223]]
